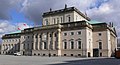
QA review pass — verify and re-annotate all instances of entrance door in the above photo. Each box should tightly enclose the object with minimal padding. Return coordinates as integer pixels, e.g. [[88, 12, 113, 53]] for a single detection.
[[88, 52, 91, 57], [93, 49, 99, 57]]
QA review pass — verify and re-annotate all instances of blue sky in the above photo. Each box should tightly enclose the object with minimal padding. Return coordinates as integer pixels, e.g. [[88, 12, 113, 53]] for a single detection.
[[0, 0, 120, 42]]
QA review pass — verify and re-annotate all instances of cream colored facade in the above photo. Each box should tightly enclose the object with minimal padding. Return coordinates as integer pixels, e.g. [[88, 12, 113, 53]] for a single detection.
[[1, 6, 117, 57]]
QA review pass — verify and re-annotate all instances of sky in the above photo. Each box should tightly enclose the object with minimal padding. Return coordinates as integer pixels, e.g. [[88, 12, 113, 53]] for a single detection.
[[0, 0, 120, 43]]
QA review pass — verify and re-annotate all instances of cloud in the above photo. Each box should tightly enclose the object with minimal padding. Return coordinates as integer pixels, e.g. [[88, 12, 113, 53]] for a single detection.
[[0, 0, 120, 38], [86, 0, 120, 37]]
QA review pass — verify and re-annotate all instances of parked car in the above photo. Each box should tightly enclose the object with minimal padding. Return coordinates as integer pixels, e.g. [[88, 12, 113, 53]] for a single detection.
[[14, 53, 21, 56]]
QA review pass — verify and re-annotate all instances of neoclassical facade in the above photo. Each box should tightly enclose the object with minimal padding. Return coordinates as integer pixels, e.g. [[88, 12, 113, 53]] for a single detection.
[[1, 6, 117, 57]]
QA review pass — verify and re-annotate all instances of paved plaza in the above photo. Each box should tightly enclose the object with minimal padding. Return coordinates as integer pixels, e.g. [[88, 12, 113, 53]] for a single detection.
[[0, 55, 120, 65]]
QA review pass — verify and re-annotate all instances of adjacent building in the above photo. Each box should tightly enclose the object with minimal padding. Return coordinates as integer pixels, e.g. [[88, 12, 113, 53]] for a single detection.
[[1, 5, 117, 57]]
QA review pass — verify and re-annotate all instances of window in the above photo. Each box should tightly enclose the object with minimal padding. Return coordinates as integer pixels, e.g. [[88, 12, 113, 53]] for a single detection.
[[66, 15, 71, 22], [64, 54, 66, 56], [99, 42, 102, 49], [98, 33, 102, 36], [100, 53, 102, 57], [76, 15, 78, 21], [70, 41, 74, 49], [53, 54, 56, 56], [35, 35, 38, 38], [71, 54, 73, 56], [50, 34, 52, 37], [28, 36, 29, 39], [78, 41, 81, 49], [78, 54, 81, 56], [43, 54, 45, 56], [64, 33, 67, 36], [57, 18, 59, 24], [70, 32, 74, 35], [77, 31, 81, 35], [64, 42, 67, 49], [39, 35, 42, 38], [43, 42, 47, 49], [53, 18, 56, 24], [38, 53, 40, 56], [61, 17, 63, 23], [68, 16, 70, 22], [45, 19, 48, 25], [54, 33, 57, 37]]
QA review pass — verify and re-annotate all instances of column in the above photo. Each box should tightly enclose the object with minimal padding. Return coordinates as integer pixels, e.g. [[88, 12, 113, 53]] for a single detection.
[[40, 33, 43, 50], [57, 29, 61, 56], [47, 32, 50, 50], [37, 34, 40, 50], [33, 34, 36, 50], [52, 32, 55, 50]]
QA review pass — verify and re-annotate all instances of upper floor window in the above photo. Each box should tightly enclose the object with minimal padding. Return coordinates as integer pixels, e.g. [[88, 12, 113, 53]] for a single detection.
[[45, 19, 48, 25], [76, 15, 78, 21], [78, 41, 81, 49], [98, 33, 102, 36], [61, 17, 63, 23], [63, 42, 67, 49], [99, 42, 102, 49], [53, 18, 56, 24], [67, 15, 71, 22], [70, 41, 74, 49], [57, 18, 59, 24], [43, 42, 47, 49], [77, 31, 81, 35], [70, 32, 74, 35], [64, 33, 67, 36]]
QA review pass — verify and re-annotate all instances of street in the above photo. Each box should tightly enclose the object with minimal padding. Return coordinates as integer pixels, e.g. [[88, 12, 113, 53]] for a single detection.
[[0, 55, 119, 65]]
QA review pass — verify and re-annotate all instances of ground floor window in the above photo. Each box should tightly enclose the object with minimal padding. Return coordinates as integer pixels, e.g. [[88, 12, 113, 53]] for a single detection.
[[64, 54, 66, 56], [43, 54, 45, 56], [100, 53, 102, 57], [53, 54, 56, 56], [78, 54, 81, 56], [34, 53, 36, 55], [38, 53, 40, 56], [71, 54, 73, 56]]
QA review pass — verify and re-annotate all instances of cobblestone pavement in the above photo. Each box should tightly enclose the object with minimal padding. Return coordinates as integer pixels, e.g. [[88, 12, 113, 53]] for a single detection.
[[0, 55, 119, 65]]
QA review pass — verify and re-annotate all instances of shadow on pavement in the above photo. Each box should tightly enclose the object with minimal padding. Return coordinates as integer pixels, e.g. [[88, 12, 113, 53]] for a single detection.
[[47, 58, 120, 65]]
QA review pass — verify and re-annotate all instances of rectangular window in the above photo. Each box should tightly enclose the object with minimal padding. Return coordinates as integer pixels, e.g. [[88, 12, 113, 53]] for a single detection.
[[57, 18, 59, 24], [77, 31, 81, 35], [71, 41, 74, 49], [99, 42, 102, 49], [61, 17, 63, 23], [45, 19, 48, 25], [64, 42, 67, 49], [66, 15, 71, 22], [70, 32, 74, 35], [100, 52, 102, 57], [98, 33, 102, 36], [50, 34, 52, 37], [53, 18, 56, 24], [64, 33, 67, 36], [44, 42, 47, 49], [78, 41, 81, 49]]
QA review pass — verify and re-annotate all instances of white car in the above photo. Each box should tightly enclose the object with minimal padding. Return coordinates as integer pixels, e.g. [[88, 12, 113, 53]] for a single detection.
[[14, 53, 21, 56]]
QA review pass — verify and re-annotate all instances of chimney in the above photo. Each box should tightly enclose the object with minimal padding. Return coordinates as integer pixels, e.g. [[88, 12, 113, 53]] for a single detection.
[[50, 8, 52, 12], [65, 4, 67, 9]]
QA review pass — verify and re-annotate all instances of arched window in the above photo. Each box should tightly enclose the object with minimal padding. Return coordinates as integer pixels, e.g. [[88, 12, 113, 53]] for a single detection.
[[43, 42, 47, 49], [70, 41, 74, 49], [45, 19, 48, 25], [63, 42, 67, 49], [78, 41, 81, 49]]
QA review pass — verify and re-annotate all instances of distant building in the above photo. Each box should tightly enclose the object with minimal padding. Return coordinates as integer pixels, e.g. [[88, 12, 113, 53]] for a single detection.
[[1, 5, 117, 57]]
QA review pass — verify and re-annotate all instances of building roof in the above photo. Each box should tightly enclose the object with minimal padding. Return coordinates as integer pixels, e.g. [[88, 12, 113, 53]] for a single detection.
[[89, 20, 104, 24], [42, 7, 91, 21], [9, 30, 21, 34]]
